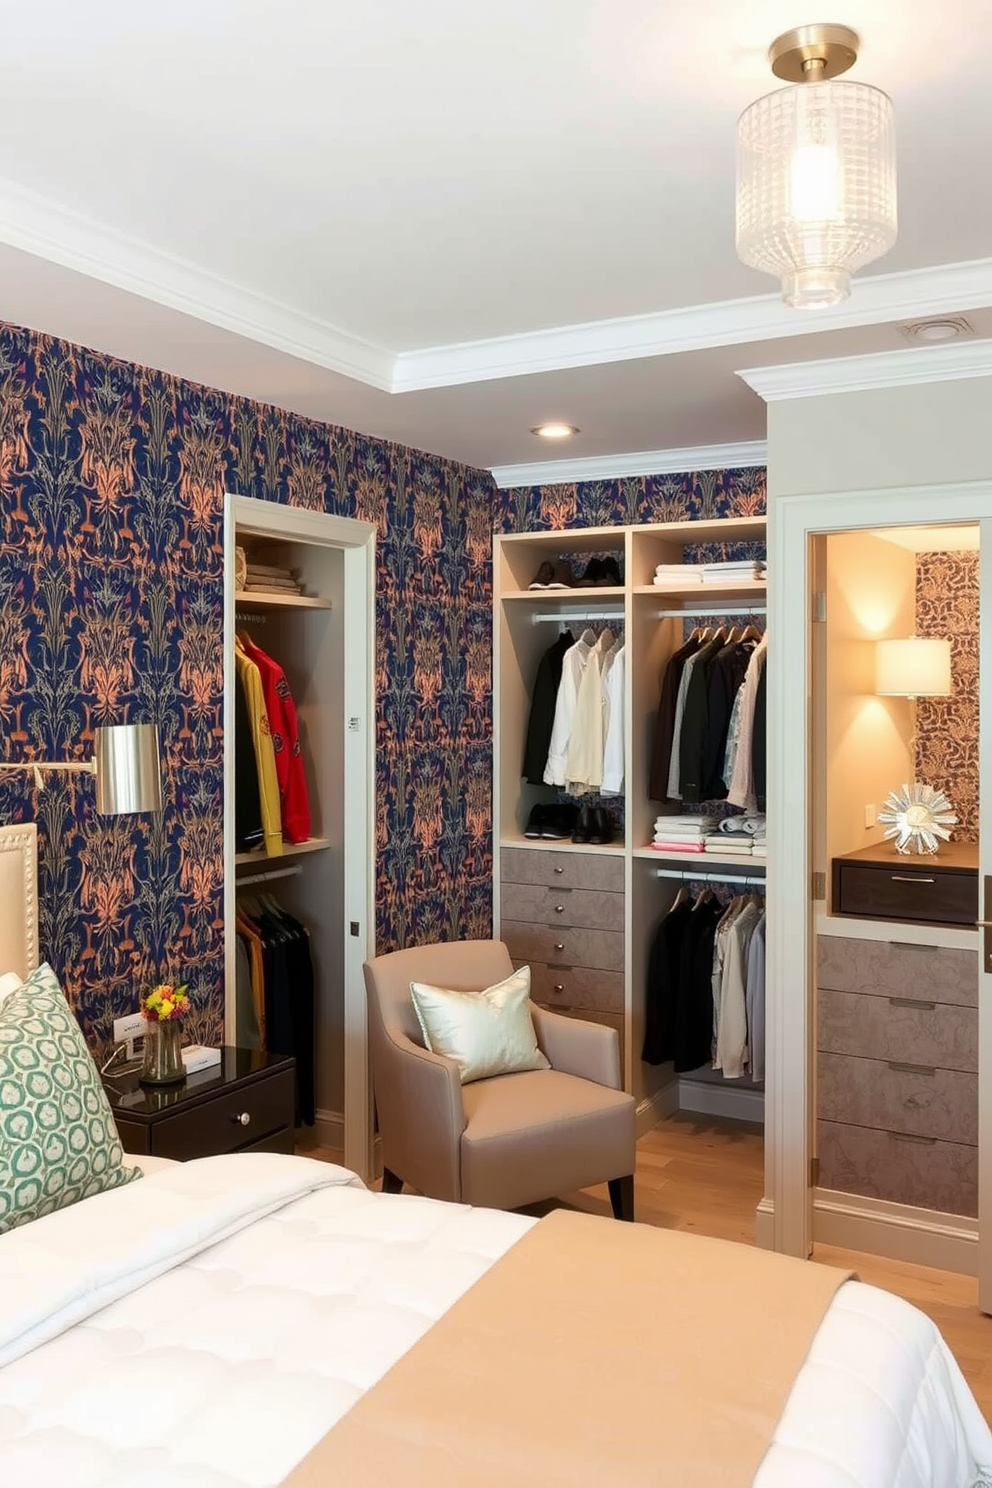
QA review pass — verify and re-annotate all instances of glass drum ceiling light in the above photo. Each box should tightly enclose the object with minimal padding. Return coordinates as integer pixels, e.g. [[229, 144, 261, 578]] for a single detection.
[[736, 23, 896, 308]]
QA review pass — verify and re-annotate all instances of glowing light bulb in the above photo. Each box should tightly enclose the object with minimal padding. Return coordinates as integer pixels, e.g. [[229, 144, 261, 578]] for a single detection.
[[790, 141, 839, 221]]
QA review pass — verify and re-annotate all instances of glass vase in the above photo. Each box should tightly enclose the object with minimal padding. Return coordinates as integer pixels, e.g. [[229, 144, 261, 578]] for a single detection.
[[139, 1018, 186, 1085]]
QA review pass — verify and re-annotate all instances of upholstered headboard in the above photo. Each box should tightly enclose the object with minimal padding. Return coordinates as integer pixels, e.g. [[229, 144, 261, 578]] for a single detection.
[[0, 823, 39, 979]]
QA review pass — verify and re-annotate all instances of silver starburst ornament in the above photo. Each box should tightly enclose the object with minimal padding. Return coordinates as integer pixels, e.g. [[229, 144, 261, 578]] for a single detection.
[[877, 783, 958, 856]]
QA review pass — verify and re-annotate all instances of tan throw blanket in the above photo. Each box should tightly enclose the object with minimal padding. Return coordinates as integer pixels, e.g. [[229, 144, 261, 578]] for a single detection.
[[282, 1208, 852, 1488]]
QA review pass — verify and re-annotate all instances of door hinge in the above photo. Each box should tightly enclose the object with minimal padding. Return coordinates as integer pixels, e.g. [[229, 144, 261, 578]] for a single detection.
[[812, 870, 826, 901], [810, 1156, 820, 1188], [812, 591, 826, 623]]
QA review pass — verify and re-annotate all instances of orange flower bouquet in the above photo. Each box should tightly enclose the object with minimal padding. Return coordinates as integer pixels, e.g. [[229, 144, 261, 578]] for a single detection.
[[141, 983, 190, 1022], [139, 983, 190, 1085]]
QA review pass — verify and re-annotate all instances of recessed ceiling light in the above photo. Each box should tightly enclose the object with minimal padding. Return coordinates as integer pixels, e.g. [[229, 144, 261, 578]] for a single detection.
[[897, 316, 975, 345], [531, 422, 579, 439]]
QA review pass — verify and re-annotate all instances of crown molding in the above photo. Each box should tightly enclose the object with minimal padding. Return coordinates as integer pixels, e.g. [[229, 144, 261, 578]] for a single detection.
[[393, 258, 992, 392], [0, 176, 394, 390], [738, 338, 992, 401], [490, 439, 767, 489]]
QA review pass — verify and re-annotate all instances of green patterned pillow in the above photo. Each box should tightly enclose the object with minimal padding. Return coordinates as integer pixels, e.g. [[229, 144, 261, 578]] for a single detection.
[[0, 962, 142, 1232]]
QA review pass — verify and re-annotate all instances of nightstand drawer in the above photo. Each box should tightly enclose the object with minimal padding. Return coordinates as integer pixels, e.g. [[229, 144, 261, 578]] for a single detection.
[[524, 960, 625, 1013], [818, 1051, 976, 1145], [817, 987, 977, 1072], [503, 920, 624, 973], [501, 847, 624, 893], [501, 881, 624, 933], [817, 936, 976, 1007], [141, 1067, 295, 1160]]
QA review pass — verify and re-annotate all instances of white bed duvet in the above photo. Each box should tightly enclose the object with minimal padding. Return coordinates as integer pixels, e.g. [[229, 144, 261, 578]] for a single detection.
[[0, 1152, 989, 1488]]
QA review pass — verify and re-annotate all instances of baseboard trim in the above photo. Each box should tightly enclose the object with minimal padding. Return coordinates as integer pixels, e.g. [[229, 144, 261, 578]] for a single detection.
[[754, 1197, 775, 1252], [677, 1079, 765, 1123], [636, 1082, 679, 1136], [813, 1187, 978, 1276]]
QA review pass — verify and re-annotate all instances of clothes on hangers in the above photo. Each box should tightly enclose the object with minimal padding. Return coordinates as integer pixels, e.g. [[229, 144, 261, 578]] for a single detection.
[[235, 895, 316, 1125], [648, 634, 703, 803], [240, 634, 311, 844], [234, 639, 282, 856], [601, 641, 626, 795], [727, 635, 769, 813], [522, 629, 575, 784], [543, 630, 595, 786], [713, 897, 763, 1079], [233, 676, 264, 854], [745, 911, 767, 1082], [566, 627, 614, 794]]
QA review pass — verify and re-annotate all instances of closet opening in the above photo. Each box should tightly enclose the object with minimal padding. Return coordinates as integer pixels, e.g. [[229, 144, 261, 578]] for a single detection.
[[809, 521, 979, 1253]]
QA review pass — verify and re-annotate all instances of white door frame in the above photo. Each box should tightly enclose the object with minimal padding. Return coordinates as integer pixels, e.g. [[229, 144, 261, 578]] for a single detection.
[[768, 478, 992, 1262]]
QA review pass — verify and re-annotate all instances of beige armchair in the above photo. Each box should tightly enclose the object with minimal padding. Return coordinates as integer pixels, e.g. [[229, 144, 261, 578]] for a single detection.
[[364, 939, 636, 1219]]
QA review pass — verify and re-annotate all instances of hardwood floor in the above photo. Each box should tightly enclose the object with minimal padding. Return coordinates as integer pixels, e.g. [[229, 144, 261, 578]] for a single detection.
[[299, 1111, 992, 1422]]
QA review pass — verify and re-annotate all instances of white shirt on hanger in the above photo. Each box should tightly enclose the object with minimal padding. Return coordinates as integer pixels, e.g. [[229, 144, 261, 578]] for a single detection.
[[566, 628, 614, 794], [544, 630, 595, 787], [601, 641, 626, 795]]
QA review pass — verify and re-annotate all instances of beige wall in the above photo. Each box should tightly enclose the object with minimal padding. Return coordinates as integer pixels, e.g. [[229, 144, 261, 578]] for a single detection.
[[768, 377, 992, 499]]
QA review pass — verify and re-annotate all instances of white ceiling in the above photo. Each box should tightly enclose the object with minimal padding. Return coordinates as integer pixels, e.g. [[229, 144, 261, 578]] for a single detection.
[[1, 0, 990, 474]]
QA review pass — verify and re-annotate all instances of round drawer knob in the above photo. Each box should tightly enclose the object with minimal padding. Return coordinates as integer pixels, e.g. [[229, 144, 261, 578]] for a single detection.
[[554, 904, 565, 913], [554, 983, 565, 993], [553, 866, 564, 875], [554, 942, 565, 951], [232, 1111, 251, 1126]]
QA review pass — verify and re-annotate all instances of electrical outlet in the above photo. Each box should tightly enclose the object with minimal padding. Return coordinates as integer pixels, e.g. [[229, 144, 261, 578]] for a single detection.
[[864, 803, 876, 828], [113, 1013, 146, 1044]]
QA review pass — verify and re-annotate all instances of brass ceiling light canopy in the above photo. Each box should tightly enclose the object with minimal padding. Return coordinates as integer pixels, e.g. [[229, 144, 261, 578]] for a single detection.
[[736, 23, 897, 308]]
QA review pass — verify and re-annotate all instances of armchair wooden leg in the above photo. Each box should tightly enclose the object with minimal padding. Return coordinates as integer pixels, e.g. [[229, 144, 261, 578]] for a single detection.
[[608, 1174, 635, 1222], [381, 1166, 404, 1194]]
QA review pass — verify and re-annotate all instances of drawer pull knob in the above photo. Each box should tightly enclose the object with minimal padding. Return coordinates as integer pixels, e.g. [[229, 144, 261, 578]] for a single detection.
[[888, 1130, 938, 1145], [554, 983, 565, 993], [888, 996, 936, 1010], [231, 1111, 251, 1126], [890, 875, 936, 884], [887, 1061, 936, 1076], [553, 866, 564, 875], [554, 942, 565, 951], [554, 904, 565, 913]]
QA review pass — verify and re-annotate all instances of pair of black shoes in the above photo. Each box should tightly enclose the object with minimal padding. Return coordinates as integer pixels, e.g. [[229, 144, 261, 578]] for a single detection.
[[577, 556, 622, 587], [524, 803, 578, 840], [572, 805, 614, 844]]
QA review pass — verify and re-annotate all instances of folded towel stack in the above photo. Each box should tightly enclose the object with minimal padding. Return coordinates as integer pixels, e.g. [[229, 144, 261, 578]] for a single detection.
[[653, 563, 704, 587], [700, 559, 767, 584], [244, 561, 304, 596], [651, 814, 719, 852]]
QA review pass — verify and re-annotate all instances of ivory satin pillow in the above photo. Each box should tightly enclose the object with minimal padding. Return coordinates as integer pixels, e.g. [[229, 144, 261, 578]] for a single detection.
[[409, 965, 550, 1084]]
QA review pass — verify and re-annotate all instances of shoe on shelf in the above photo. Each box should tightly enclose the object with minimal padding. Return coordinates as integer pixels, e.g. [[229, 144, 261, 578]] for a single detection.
[[524, 805, 549, 838], [528, 561, 555, 590], [541, 803, 578, 839], [546, 560, 575, 589], [597, 557, 622, 587], [571, 804, 593, 843], [577, 558, 604, 587], [587, 807, 615, 844]]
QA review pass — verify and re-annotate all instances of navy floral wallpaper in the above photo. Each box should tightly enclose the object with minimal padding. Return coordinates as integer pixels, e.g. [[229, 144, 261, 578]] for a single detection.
[[0, 317, 766, 1061], [0, 324, 494, 1055]]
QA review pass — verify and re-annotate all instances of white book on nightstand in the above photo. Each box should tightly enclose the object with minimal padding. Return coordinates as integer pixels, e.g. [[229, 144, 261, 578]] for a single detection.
[[181, 1045, 222, 1075]]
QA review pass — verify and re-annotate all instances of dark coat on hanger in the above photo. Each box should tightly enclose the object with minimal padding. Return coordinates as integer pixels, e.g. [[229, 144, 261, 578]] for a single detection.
[[752, 660, 767, 811], [678, 633, 730, 803], [522, 629, 575, 784], [673, 896, 724, 1072], [648, 635, 703, 804], [700, 637, 758, 801], [642, 898, 694, 1065]]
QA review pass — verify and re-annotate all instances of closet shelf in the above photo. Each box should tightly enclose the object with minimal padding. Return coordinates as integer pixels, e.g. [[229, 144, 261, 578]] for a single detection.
[[632, 581, 767, 601], [633, 847, 765, 871], [234, 836, 332, 867], [234, 589, 333, 610], [499, 835, 625, 856], [502, 587, 625, 603]]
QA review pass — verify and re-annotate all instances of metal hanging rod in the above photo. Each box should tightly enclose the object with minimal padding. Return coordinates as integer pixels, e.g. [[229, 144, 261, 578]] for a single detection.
[[655, 604, 767, 620], [236, 609, 268, 624], [531, 608, 624, 625], [656, 867, 766, 886], [235, 862, 302, 888]]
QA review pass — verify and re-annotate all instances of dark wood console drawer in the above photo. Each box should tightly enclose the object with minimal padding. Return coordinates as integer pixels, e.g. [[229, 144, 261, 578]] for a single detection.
[[832, 843, 977, 928]]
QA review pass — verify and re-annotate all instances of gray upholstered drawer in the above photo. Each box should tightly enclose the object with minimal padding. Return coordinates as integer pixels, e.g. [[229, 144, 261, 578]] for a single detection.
[[817, 1051, 977, 1145], [502, 920, 624, 973], [817, 1120, 977, 1217], [501, 847, 624, 893], [535, 1003, 625, 1041], [816, 936, 977, 1007], [817, 987, 977, 1073], [523, 960, 625, 1014], [501, 882, 624, 934]]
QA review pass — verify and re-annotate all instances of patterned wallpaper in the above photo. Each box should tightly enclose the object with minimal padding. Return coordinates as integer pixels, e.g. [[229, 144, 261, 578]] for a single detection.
[[0, 324, 495, 1054], [493, 467, 767, 533], [916, 550, 978, 840]]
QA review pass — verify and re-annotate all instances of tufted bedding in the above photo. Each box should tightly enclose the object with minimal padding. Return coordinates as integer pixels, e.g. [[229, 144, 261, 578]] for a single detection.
[[0, 1152, 990, 1487]]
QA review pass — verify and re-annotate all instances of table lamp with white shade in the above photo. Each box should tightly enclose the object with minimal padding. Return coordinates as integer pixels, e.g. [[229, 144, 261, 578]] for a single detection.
[[874, 636, 956, 854]]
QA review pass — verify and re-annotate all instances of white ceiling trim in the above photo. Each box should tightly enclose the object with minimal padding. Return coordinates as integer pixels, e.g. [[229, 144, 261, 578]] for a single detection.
[[393, 258, 992, 392], [490, 439, 767, 490], [737, 338, 992, 401], [0, 176, 395, 390]]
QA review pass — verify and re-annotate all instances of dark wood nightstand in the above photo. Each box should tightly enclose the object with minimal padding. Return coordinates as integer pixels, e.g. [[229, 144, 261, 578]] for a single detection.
[[103, 1047, 296, 1161]]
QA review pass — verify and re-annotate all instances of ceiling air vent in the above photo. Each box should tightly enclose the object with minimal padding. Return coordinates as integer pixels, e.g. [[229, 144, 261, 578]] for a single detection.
[[896, 315, 976, 345]]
